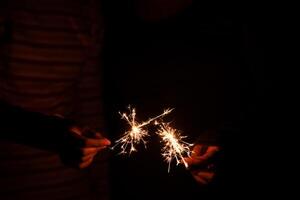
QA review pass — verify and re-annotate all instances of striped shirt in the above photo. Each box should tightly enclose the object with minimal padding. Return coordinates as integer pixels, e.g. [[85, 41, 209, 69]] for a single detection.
[[0, 0, 109, 199]]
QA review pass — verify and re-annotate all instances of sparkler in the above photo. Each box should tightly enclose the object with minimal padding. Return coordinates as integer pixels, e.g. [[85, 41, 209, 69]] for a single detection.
[[156, 122, 193, 172], [112, 106, 173, 154]]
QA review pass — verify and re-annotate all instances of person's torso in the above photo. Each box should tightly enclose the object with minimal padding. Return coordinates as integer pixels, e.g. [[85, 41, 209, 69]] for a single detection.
[[0, 1, 108, 199]]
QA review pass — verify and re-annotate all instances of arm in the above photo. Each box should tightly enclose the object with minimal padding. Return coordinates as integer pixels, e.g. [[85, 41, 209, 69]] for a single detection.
[[0, 100, 111, 168], [0, 0, 110, 169], [0, 100, 74, 150]]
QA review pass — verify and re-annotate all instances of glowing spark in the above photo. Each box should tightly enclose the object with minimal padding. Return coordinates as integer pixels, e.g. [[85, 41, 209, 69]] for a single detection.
[[157, 122, 193, 172], [113, 107, 173, 154]]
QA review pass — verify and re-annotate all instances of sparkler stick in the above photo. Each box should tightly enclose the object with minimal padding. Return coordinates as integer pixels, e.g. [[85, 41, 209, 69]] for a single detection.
[[156, 122, 193, 172], [112, 107, 173, 154]]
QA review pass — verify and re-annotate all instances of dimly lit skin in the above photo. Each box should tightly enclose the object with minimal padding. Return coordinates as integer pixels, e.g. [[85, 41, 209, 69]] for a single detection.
[[184, 145, 220, 185], [59, 126, 111, 169], [0, 101, 111, 169]]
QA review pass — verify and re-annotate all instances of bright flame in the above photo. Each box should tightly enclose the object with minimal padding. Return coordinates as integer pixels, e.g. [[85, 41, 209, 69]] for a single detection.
[[157, 122, 193, 172], [113, 107, 173, 154]]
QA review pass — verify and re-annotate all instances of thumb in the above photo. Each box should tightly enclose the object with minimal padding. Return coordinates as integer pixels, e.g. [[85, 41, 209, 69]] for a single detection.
[[88, 132, 111, 147], [84, 130, 111, 146], [84, 137, 111, 147], [94, 132, 104, 139], [82, 130, 111, 147]]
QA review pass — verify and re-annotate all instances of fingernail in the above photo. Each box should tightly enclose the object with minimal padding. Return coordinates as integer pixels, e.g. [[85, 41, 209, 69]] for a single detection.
[[104, 139, 111, 145]]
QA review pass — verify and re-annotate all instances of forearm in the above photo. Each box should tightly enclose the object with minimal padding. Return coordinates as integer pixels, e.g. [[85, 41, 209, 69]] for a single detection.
[[0, 100, 74, 151]]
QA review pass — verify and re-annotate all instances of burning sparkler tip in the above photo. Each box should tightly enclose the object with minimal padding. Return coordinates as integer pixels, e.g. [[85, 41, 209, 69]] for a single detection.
[[157, 122, 193, 172], [114, 106, 192, 172]]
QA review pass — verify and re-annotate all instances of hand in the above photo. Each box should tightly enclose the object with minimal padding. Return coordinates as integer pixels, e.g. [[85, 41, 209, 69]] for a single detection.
[[59, 126, 111, 169], [184, 144, 220, 185]]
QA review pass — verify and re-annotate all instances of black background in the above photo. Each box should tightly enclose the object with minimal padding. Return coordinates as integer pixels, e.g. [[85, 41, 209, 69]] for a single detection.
[[103, 1, 283, 200]]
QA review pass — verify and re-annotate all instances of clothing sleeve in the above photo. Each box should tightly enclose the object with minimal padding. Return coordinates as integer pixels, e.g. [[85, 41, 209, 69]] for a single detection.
[[0, 100, 75, 151]]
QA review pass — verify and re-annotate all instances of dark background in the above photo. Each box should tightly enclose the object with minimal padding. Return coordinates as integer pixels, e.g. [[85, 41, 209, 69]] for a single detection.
[[0, 0, 287, 199], [102, 1, 281, 200]]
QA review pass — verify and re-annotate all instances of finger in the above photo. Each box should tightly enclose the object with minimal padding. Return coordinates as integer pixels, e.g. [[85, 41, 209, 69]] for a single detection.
[[69, 126, 83, 136], [194, 177, 207, 185], [79, 157, 94, 169], [184, 145, 204, 166], [99, 145, 108, 150], [187, 147, 219, 167], [84, 137, 111, 147], [202, 146, 220, 160], [94, 132, 104, 139], [192, 144, 203, 156], [81, 147, 100, 156], [184, 156, 206, 166], [196, 171, 215, 183], [81, 153, 97, 162], [184, 157, 193, 166], [189, 146, 220, 165], [192, 171, 208, 185], [80, 146, 107, 159]]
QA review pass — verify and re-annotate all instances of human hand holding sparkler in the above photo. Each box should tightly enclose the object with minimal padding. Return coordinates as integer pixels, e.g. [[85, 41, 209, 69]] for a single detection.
[[59, 126, 111, 169], [184, 144, 220, 185]]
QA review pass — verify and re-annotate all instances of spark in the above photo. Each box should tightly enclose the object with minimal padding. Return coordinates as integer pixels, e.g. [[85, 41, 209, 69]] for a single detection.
[[157, 122, 193, 172], [112, 106, 173, 154]]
